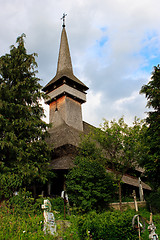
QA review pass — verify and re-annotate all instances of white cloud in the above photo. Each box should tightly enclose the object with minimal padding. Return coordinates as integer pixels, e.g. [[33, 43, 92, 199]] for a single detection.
[[82, 90, 103, 127], [0, 0, 160, 126], [114, 91, 139, 110]]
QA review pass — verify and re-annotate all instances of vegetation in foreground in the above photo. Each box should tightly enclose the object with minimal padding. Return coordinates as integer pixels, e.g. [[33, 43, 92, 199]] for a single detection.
[[0, 191, 160, 240]]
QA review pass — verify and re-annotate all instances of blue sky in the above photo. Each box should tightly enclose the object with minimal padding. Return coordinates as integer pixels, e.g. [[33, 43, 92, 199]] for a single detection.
[[140, 32, 159, 72], [0, 0, 160, 126]]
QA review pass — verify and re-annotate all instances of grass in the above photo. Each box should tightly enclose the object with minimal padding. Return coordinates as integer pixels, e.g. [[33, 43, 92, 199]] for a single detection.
[[0, 200, 80, 240], [0, 197, 160, 240]]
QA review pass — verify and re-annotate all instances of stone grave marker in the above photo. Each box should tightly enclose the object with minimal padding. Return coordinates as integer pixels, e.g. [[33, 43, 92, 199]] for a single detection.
[[41, 199, 56, 235]]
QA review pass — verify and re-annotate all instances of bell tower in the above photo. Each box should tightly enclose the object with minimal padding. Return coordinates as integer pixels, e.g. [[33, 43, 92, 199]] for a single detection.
[[43, 17, 88, 131]]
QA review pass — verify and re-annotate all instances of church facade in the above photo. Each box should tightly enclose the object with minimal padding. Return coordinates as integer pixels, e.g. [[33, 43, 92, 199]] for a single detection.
[[42, 22, 151, 197]]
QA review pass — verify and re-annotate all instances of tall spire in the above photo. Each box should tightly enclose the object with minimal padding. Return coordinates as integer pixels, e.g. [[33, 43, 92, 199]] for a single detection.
[[42, 19, 88, 92], [56, 26, 73, 75]]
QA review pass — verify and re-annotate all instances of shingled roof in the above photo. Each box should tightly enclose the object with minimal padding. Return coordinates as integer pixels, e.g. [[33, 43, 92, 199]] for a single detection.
[[46, 121, 93, 149], [122, 174, 151, 190], [106, 169, 151, 191], [50, 154, 75, 170], [46, 121, 94, 170]]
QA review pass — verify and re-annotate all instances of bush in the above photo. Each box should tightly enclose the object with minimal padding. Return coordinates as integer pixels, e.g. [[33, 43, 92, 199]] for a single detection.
[[7, 190, 66, 217], [0, 198, 160, 240], [0, 199, 79, 240], [77, 209, 160, 240], [7, 189, 43, 216], [0, 172, 23, 200], [50, 197, 65, 215], [66, 159, 116, 212], [0, 201, 53, 240], [77, 210, 140, 240], [146, 188, 160, 213]]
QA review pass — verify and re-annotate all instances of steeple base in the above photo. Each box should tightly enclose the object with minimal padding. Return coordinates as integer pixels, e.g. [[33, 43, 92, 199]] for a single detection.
[[49, 96, 83, 132]]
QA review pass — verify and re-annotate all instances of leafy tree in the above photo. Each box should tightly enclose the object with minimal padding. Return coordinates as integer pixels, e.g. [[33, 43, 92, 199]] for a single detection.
[[66, 158, 116, 212], [78, 117, 145, 211], [140, 64, 160, 190], [96, 117, 145, 210], [0, 34, 52, 198], [77, 133, 106, 166]]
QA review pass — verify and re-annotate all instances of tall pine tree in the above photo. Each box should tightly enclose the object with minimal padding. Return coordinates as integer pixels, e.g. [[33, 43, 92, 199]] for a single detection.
[[140, 64, 160, 190], [0, 34, 51, 198]]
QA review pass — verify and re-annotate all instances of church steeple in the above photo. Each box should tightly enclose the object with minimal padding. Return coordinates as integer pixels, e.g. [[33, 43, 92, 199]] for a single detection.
[[56, 26, 73, 76], [43, 21, 88, 131], [43, 23, 88, 94]]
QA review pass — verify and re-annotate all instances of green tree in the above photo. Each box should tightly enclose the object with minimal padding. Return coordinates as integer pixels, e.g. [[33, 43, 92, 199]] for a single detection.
[[0, 34, 52, 198], [140, 64, 160, 190], [96, 117, 145, 210], [78, 117, 145, 211], [66, 158, 116, 212]]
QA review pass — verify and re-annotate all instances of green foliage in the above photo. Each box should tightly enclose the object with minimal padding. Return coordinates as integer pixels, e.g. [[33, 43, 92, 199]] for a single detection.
[[0, 201, 53, 240], [66, 159, 116, 212], [77, 210, 139, 240], [50, 197, 65, 215], [56, 219, 81, 240], [95, 117, 145, 176], [77, 209, 160, 240], [7, 189, 42, 216], [6, 190, 67, 218], [0, 198, 80, 240], [0, 198, 160, 240], [77, 117, 146, 209], [140, 64, 160, 189], [140, 65, 160, 111], [0, 172, 23, 199], [0, 34, 52, 198], [77, 134, 105, 165], [146, 188, 160, 213]]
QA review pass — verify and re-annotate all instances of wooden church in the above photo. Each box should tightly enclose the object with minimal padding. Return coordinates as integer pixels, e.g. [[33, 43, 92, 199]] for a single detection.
[[42, 19, 151, 197]]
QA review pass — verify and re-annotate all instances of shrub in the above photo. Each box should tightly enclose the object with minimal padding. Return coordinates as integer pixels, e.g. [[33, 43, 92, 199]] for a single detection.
[[7, 189, 43, 215], [77, 210, 139, 240], [66, 159, 116, 212], [146, 188, 160, 213], [0, 200, 79, 240], [0, 199, 160, 240], [7, 190, 66, 217], [50, 197, 64, 215], [0, 201, 54, 240], [0, 172, 23, 200]]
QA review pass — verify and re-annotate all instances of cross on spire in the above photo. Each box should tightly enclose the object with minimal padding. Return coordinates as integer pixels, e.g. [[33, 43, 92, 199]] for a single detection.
[[61, 13, 67, 28]]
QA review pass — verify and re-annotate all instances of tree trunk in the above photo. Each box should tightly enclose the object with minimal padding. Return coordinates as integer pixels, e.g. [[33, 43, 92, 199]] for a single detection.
[[48, 181, 51, 196], [33, 183, 36, 199], [118, 181, 122, 212]]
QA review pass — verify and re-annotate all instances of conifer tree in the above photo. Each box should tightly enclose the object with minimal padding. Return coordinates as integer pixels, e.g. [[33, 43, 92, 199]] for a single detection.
[[140, 64, 160, 189], [0, 34, 51, 198]]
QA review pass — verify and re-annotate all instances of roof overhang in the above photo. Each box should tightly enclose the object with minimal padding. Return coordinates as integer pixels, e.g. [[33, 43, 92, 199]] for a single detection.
[[45, 83, 86, 104]]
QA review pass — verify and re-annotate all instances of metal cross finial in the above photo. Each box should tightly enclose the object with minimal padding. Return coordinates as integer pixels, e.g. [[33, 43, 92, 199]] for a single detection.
[[61, 13, 67, 28]]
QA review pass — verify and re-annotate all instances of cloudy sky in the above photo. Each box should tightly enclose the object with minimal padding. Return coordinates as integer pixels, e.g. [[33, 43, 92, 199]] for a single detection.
[[1, 0, 160, 126]]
